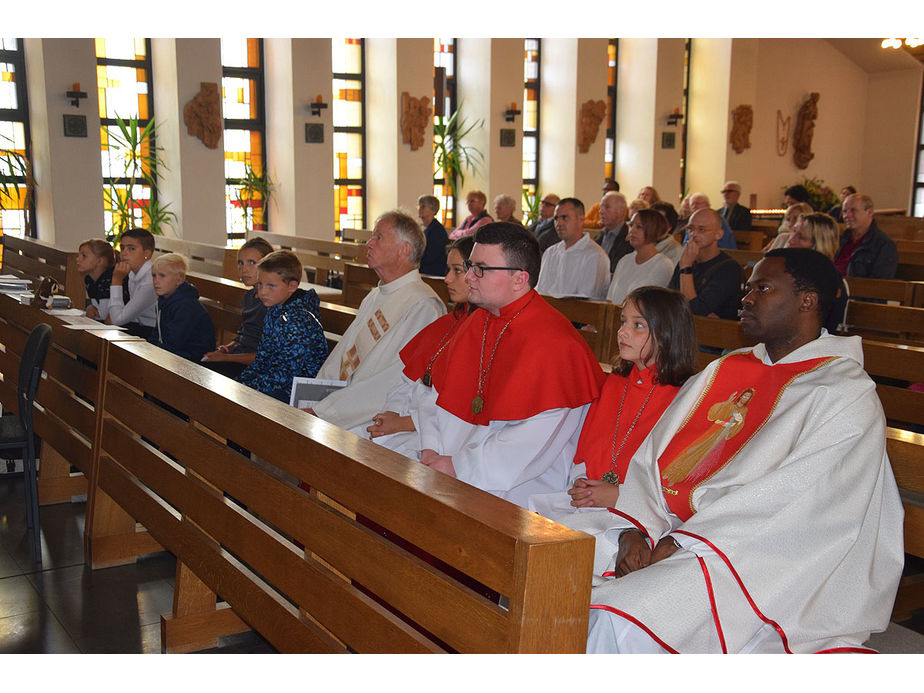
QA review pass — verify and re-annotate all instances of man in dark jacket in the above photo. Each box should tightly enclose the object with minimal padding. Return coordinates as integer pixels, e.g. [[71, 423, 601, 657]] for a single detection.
[[833, 194, 898, 278]]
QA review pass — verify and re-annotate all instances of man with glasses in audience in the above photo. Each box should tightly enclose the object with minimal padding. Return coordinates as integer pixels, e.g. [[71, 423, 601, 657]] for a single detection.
[[529, 193, 560, 252], [399, 222, 605, 508], [669, 207, 742, 319]]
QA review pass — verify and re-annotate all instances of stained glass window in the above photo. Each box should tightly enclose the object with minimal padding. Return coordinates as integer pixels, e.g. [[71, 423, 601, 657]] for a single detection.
[[433, 38, 457, 228], [222, 38, 266, 246], [522, 39, 540, 225], [0, 38, 34, 239], [96, 38, 155, 240], [332, 38, 366, 233], [604, 39, 618, 181]]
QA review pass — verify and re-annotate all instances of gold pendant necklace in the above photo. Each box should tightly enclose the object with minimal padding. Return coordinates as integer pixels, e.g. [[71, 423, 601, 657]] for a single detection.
[[602, 376, 656, 485], [472, 295, 534, 415]]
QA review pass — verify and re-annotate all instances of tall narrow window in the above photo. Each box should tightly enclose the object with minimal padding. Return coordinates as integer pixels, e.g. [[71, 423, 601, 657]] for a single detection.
[[433, 38, 457, 228], [522, 39, 540, 224], [96, 37, 155, 239], [0, 38, 33, 239], [332, 38, 366, 233], [604, 39, 618, 181], [222, 38, 266, 247], [913, 78, 924, 216]]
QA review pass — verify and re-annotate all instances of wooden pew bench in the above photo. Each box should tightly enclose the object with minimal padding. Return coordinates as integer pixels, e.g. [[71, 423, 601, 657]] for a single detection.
[[0, 235, 85, 307], [342, 261, 451, 307], [89, 341, 595, 653], [153, 236, 238, 281], [841, 300, 924, 346], [254, 232, 367, 291], [0, 294, 144, 524]]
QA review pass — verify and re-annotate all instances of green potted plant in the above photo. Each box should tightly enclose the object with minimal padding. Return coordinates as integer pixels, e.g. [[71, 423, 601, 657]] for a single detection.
[[103, 114, 176, 242], [233, 161, 274, 234], [521, 188, 540, 226], [0, 133, 36, 238]]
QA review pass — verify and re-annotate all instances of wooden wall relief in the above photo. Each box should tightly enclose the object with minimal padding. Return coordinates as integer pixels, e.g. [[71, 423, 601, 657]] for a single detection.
[[401, 92, 432, 151], [577, 99, 606, 153], [183, 82, 222, 149]]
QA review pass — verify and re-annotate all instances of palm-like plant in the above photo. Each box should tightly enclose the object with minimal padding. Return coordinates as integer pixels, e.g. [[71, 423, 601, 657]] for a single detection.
[[433, 105, 484, 204], [103, 115, 176, 242], [521, 188, 540, 226], [233, 161, 274, 234], [0, 133, 36, 237]]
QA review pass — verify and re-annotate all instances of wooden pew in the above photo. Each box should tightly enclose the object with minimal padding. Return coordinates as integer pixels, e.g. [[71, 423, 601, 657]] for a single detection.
[[0, 294, 154, 565], [876, 214, 924, 242], [846, 277, 924, 306], [152, 236, 238, 281], [842, 300, 924, 346], [342, 261, 451, 307], [0, 235, 85, 308], [733, 230, 767, 251], [91, 341, 594, 653], [339, 228, 371, 243], [254, 232, 367, 288], [541, 296, 619, 363], [886, 428, 924, 623]]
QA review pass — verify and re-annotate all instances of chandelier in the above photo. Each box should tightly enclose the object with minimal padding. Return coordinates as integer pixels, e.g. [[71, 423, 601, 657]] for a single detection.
[[881, 38, 924, 49]]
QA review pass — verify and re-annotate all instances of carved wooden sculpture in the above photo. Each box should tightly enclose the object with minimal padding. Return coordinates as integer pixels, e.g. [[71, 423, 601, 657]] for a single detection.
[[401, 92, 432, 152], [577, 99, 607, 153], [730, 104, 753, 154], [792, 92, 819, 169], [184, 82, 222, 149]]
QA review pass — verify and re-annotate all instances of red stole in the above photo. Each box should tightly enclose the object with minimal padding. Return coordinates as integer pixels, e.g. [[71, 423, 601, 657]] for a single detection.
[[399, 306, 469, 382], [428, 290, 605, 425], [575, 365, 679, 483], [657, 351, 834, 521]]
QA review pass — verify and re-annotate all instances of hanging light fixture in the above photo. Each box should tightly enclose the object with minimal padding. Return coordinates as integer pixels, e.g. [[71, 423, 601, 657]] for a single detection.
[[881, 38, 924, 49]]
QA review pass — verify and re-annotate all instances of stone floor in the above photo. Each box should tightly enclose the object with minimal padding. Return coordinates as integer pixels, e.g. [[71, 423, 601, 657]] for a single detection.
[[0, 471, 274, 654]]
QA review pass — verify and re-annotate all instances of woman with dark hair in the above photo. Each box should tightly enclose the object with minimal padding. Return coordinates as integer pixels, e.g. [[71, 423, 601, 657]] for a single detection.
[[605, 209, 676, 304], [553, 286, 697, 510], [364, 235, 476, 443]]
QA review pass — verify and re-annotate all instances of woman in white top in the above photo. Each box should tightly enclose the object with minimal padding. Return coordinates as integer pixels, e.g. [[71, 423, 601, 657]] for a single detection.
[[606, 209, 676, 305]]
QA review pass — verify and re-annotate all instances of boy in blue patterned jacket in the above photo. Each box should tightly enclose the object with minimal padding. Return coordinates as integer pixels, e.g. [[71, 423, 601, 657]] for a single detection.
[[237, 250, 327, 402]]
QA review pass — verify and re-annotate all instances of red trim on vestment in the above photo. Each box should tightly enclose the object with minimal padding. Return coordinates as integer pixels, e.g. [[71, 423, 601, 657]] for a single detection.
[[674, 529, 793, 653], [589, 605, 679, 653], [606, 507, 653, 547], [696, 554, 727, 653], [815, 647, 877, 654]]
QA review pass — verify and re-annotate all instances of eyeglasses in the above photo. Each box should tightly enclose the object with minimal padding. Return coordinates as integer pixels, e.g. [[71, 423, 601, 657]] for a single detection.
[[462, 260, 523, 278]]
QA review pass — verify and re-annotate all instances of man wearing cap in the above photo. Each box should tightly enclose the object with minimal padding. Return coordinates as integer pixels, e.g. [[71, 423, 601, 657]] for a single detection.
[[718, 181, 752, 231]]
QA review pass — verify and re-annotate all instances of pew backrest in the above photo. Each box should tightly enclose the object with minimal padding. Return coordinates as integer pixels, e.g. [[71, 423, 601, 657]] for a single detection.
[[0, 235, 85, 307], [254, 232, 366, 287], [842, 300, 924, 346], [95, 341, 594, 653], [153, 236, 237, 280]]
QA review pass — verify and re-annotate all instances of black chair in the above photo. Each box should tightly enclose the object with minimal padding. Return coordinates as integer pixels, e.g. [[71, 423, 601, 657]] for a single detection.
[[0, 323, 52, 563]]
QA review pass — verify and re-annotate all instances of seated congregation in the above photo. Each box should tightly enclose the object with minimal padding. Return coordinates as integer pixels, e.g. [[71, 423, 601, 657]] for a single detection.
[[68, 185, 910, 653]]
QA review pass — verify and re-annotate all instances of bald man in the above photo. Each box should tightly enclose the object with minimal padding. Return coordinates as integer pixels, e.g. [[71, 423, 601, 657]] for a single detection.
[[669, 207, 742, 320]]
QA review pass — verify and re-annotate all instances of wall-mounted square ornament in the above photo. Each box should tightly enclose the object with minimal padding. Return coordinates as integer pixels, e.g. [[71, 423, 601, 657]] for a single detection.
[[306, 123, 324, 143], [63, 114, 87, 138], [499, 128, 516, 148]]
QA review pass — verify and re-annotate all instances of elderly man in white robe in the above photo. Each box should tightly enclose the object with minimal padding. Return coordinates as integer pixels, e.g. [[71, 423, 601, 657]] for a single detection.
[[309, 210, 446, 430], [533, 248, 904, 653]]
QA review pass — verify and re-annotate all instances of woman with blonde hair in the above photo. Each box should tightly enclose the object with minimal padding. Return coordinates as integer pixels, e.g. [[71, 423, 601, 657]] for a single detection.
[[764, 202, 813, 251], [786, 212, 848, 333]]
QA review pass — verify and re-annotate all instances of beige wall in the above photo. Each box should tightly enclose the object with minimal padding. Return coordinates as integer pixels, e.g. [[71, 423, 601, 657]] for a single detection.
[[24, 38, 104, 249], [152, 38, 226, 244]]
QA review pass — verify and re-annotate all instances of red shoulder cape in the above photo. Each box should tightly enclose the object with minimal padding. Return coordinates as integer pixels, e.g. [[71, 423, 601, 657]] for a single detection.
[[399, 306, 469, 382], [429, 290, 605, 424]]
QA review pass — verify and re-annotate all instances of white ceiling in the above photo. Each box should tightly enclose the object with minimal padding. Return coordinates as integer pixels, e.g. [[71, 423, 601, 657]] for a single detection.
[[826, 38, 923, 72]]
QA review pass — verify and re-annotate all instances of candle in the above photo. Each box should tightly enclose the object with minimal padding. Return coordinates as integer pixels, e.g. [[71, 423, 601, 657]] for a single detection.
[[73, 82, 81, 93]]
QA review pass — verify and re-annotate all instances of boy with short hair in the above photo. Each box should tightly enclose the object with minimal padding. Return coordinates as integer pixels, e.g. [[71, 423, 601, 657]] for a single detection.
[[148, 253, 216, 362], [109, 228, 157, 337], [237, 250, 328, 402]]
